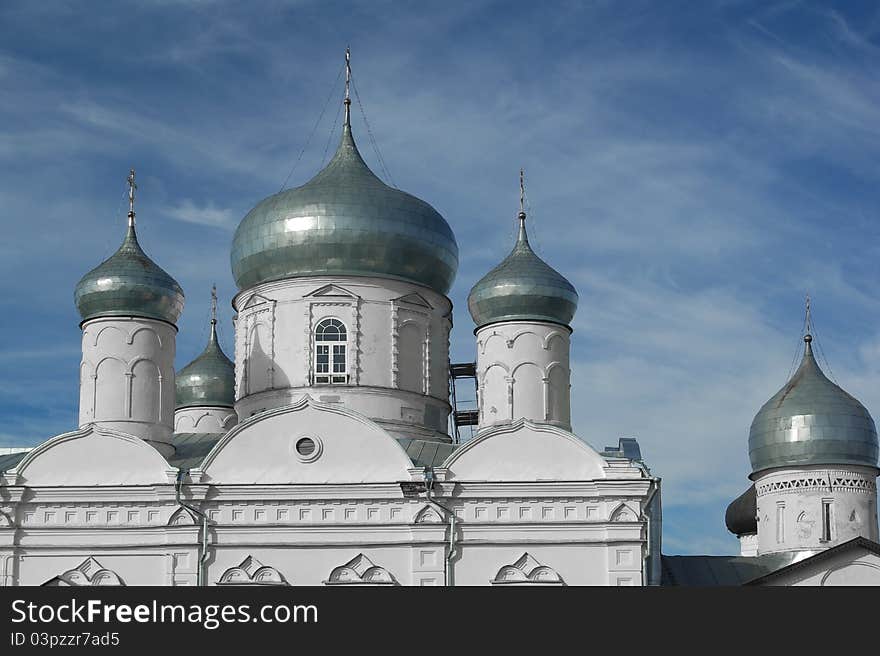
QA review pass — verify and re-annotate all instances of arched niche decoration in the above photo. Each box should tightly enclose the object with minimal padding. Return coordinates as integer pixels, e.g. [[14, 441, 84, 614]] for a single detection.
[[42, 557, 124, 587], [511, 361, 543, 421], [325, 554, 396, 586], [491, 553, 564, 586], [94, 357, 126, 419], [398, 320, 427, 393], [129, 358, 161, 422], [217, 555, 288, 586], [609, 503, 638, 523], [480, 362, 510, 424]]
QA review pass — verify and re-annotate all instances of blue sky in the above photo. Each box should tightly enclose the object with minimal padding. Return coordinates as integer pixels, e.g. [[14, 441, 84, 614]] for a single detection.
[[2, 0, 880, 555]]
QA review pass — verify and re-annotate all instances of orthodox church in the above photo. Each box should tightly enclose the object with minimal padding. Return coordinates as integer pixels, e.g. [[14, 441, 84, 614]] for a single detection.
[[0, 54, 878, 586]]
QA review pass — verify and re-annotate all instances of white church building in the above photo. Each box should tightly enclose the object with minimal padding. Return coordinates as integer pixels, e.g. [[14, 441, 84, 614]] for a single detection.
[[1, 55, 878, 586]]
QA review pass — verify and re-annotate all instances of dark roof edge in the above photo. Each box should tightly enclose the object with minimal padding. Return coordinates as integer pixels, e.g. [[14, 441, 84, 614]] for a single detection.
[[744, 536, 880, 585]]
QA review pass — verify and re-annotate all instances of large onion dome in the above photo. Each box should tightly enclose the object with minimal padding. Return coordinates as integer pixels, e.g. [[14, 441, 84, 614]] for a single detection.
[[75, 173, 184, 325], [468, 209, 578, 330], [231, 117, 458, 294], [176, 314, 235, 410], [749, 334, 878, 476]]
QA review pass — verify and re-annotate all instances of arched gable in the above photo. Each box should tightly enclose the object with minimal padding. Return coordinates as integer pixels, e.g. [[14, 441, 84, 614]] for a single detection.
[[609, 502, 639, 522], [443, 419, 606, 481], [196, 396, 414, 484], [8, 425, 177, 486]]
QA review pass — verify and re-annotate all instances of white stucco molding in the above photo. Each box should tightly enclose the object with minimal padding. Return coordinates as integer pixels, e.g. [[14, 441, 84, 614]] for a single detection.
[[491, 553, 564, 585], [442, 419, 608, 482], [324, 553, 397, 585], [303, 283, 361, 299], [193, 395, 415, 484], [392, 291, 433, 309], [43, 556, 125, 587], [414, 504, 443, 524], [217, 555, 288, 586], [4, 425, 178, 486]]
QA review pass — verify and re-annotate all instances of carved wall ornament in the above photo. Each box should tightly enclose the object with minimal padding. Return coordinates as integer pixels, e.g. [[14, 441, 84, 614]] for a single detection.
[[325, 553, 396, 585], [491, 553, 564, 585], [414, 504, 443, 524], [218, 555, 287, 586], [42, 557, 124, 586]]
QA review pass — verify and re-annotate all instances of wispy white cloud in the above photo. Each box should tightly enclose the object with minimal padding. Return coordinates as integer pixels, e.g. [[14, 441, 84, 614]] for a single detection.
[[164, 199, 236, 228]]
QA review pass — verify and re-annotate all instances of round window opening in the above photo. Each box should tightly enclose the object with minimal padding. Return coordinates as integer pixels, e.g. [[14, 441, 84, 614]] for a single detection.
[[296, 437, 316, 457], [294, 435, 322, 463]]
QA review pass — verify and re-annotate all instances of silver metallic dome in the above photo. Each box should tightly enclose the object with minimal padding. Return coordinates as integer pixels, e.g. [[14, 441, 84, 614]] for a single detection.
[[74, 222, 184, 325], [749, 335, 878, 476], [231, 122, 458, 294], [725, 485, 757, 536], [176, 319, 235, 409], [468, 213, 578, 329]]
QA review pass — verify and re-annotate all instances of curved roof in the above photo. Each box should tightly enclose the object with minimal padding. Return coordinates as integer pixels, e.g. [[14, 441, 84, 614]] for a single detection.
[[725, 485, 757, 536], [231, 122, 458, 294], [749, 335, 878, 475], [75, 222, 184, 325], [176, 320, 235, 409], [468, 213, 577, 329]]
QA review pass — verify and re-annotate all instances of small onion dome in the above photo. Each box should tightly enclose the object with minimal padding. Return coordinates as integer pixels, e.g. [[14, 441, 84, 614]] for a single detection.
[[231, 122, 458, 295], [749, 335, 878, 476], [176, 320, 235, 410], [468, 213, 578, 329], [725, 485, 757, 536], [74, 222, 184, 325]]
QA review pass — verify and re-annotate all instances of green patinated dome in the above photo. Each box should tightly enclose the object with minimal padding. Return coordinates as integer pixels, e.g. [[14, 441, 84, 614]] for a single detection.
[[749, 336, 878, 475], [468, 214, 578, 329], [231, 122, 458, 294], [176, 320, 235, 409], [74, 222, 184, 325]]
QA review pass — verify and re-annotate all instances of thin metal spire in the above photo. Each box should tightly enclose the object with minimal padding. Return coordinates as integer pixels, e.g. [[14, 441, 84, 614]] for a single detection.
[[209, 284, 218, 343], [517, 168, 528, 243], [802, 292, 815, 360], [344, 46, 352, 128], [804, 292, 812, 340], [127, 168, 137, 228]]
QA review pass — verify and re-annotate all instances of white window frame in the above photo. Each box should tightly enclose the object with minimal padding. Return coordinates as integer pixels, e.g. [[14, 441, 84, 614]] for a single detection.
[[314, 318, 349, 385]]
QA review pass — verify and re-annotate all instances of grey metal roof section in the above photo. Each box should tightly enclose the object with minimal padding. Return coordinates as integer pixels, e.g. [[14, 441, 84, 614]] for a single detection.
[[467, 215, 577, 329], [231, 123, 459, 294], [74, 223, 184, 325], [169, 432, 225, 470], [396, 438, 457, 469], [602, 437, 642, 461], [725, 484, 757, 536], [176, 323, 235, 409], [0, 451, 28, 473], [661, 551, 799, 586], [749, 336, 878, 475]]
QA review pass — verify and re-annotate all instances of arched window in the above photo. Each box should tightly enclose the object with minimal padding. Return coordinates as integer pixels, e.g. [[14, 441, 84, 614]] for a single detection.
[[314, 318, 348, 384]]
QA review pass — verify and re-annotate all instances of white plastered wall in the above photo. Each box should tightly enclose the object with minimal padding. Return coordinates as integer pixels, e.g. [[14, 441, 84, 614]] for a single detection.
[[754, 465, 879, 556], [79, 317, 176, 453], [475, 321, 571, 431], [0, 404, 655, 586], [232, 277, 453, 442]]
